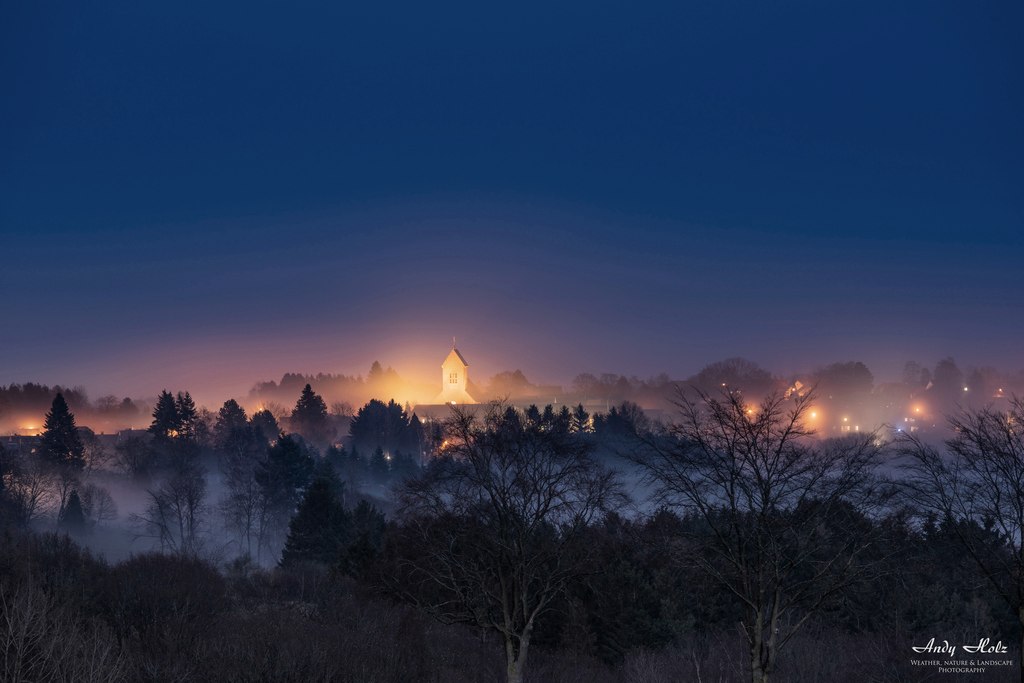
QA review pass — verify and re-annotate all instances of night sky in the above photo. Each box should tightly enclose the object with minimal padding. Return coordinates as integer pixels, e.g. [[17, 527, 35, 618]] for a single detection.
[[2, 1, 1022, 403]]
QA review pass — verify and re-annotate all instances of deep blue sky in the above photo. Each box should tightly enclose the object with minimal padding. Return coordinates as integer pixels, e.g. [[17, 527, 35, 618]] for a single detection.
[[1, 1, 1022, 403]]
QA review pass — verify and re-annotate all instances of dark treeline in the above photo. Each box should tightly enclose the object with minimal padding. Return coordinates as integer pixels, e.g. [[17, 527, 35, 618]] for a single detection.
[[5, 355, 1023, 442], [0, 382, 141, 433], [2, 383, 1024, 682]]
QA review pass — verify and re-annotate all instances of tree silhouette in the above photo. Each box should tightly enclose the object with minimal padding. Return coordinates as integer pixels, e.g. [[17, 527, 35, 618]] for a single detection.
[[393, 403, 623, 683], [342, 499, 386, 578], [250, 409, 280, 444], [369, 446, 390, 481], [149, 390, 181, 441], [59, 489, 87, 535], [290, 384, 330, 445], [900, 396, 1024, 683], [689, 357, 777, 397], [38, 393, 85, 471], [631, 388, 888, 683], [136, 460, 208, 556], [255, 434, 315, 555], [175, 391, 199, 443], [570, 403, 590, 432], [280, 463, 349, 567], [349, 399, 411, 454], [213, 399, 248, 450]]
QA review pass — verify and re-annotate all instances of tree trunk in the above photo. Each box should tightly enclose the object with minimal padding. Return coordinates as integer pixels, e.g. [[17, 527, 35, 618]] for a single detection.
[[506, 633, 531, 683], [750, 634, 768, 683], [507, 658, 524, 683], [749, 609, 770, 683], [749, 625, 775, 682], [750, 649, 770, 683]]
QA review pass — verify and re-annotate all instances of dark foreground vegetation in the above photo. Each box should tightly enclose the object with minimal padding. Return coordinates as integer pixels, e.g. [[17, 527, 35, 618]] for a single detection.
[[2, 383, 1023, 682], [0, 507, 1018, 683]]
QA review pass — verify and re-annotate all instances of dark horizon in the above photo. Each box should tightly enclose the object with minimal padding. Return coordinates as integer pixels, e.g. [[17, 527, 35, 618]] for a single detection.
[[0, 339, 1020, 412]]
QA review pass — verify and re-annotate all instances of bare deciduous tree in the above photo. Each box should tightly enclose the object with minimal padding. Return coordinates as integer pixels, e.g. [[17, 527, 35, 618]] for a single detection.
[[330, 401, 354, 417], [631, 389, 889, 683], [4, 454, 55, 526], [79, 428, 111, 474], [134, 462, 208, 556], [0, 583, 129, 683], [393, 403, 623, 683], [113, 436, 152, 479], [220, 452, 271, 563], [900, 396, 1024, 682], [80, 483, 118, 526]]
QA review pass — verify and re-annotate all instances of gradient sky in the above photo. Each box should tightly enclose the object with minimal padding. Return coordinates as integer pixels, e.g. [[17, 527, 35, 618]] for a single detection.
[[1, 1, 1022, 405]]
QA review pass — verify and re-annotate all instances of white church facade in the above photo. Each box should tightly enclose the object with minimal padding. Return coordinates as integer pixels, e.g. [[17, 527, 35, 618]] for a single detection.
[[410, 342, 479, 421], [435, 345, 476, 404]]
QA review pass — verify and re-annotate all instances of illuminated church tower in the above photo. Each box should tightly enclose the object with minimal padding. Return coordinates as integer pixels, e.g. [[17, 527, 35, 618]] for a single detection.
[[435, 341, 476, 404]]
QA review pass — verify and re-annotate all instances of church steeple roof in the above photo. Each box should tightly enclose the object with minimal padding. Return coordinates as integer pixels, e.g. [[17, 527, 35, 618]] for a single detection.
[[444, 346, 469, 367]]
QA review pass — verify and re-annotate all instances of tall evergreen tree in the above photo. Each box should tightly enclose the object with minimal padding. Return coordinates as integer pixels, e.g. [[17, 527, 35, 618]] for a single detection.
[[38, 393, 85, 470], [149, 390, 181, 440], [215, 398, 248, 433], [571, 404, 590, 433], [341, 499, 387, 578], [556, 405, 572, 434], [256, 434, 316, 518], [0, 442, 19, 525], [369, 446, 390, 481], [542, 404, 556, 427], [214, 399, 249, 451], [291, 384, 330, 443], [326, 444, 347, 471], [501, 406, 523, 430], [368, 360, 384, 381], [59, 489, 87, 535], [175, 391, 199, 441], [349, 399, 412, 453], [406, 414, 425, 455], [280, 463, 349, 567], [250, 409, 280, 445], [391, 451, 419, 481]]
